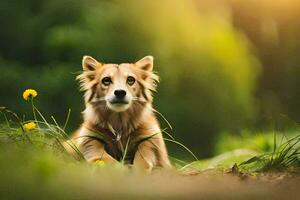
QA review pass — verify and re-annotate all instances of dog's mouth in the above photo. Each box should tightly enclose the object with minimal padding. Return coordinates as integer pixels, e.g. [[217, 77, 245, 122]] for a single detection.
[[107, 98, 131, 112], [109, 98, 129, 105]]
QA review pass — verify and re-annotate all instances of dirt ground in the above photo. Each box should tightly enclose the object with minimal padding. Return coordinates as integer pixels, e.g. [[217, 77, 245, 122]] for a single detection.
[[0, 163, 299, 200], [95, 169, 300, 200], [69, 169, 300, 200], [111, 169, 300, 200]]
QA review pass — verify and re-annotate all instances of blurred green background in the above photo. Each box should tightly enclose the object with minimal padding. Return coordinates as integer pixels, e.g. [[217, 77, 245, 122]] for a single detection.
[[1, 0, 300, 158]]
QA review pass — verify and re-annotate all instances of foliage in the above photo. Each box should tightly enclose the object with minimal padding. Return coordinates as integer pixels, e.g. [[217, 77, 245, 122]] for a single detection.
[[1, 0, 300, 157], [0, 0, 264, 158], [214, 131, 286, 154]]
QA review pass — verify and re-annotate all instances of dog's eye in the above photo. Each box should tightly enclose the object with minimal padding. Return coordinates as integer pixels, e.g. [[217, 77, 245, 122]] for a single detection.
[[101, 77, 112, 86], [127, 76, 135, 85]]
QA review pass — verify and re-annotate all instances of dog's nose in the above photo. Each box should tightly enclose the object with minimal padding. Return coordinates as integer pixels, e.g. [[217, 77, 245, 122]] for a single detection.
[[114, 89, 126, 98]]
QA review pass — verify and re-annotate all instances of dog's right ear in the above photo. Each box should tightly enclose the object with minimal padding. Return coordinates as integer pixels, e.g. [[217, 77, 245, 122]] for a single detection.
[[82, 56, 102, 71]]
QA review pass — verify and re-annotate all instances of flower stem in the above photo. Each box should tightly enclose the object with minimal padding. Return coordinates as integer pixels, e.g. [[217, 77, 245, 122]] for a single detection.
[[30, 98, 39, 129]]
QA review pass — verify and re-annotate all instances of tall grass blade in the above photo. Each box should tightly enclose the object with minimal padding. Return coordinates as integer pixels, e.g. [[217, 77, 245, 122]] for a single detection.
[[164, 138, 198, 161], [153, 109, 173, 130], [121, 136, 131, 164], [63, 109, 71, 131]]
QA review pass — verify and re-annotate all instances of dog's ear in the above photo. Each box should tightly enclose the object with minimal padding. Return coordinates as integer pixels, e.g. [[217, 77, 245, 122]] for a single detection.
[[135, 56, 153, 71], [82, 56, 102, 71]]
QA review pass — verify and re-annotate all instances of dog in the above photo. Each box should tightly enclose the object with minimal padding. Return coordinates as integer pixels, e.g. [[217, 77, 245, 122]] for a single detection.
[[65, 55, 171, 172]]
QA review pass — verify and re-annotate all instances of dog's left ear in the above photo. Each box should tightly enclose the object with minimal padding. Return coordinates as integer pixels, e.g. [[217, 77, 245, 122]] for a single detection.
[[135, 56, 153, 71]]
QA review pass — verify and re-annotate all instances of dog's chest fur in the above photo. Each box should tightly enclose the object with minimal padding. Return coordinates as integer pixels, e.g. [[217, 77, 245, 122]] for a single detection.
[[82, 102, 156, 162]]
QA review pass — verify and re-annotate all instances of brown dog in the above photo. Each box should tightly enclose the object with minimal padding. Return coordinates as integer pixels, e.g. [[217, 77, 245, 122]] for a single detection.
[[66, 55, 171, 172]]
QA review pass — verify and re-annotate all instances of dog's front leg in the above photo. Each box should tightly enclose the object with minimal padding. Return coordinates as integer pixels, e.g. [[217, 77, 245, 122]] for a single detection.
[[80, 139, 118, 164], [72, 127, 118, 164], [133, 140, 157, 173]]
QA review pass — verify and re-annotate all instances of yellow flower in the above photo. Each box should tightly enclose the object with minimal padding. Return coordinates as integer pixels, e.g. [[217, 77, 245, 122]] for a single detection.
[[23, 89, 38, 101], [94, 160, 105, 166], [23, 122, 37, 132]]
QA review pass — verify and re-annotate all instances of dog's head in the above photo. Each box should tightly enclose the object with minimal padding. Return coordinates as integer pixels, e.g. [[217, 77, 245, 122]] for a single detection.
[[77, 55, 159, 112]]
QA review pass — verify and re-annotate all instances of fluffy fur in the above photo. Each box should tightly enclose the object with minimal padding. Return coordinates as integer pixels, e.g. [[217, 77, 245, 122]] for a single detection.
[[66, 55, 171, 172]]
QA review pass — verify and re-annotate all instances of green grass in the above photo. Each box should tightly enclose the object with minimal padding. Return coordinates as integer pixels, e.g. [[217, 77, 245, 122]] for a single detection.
[[239, 133, 300, 172], [180, 131, 300, 172], [0, 123, 299, 200]]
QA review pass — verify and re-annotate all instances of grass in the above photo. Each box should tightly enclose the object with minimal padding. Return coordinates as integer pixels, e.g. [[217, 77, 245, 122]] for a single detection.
[[0, 130, 299, 200], [181, 132, 300, 173], [239, 133, 300, 172]]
